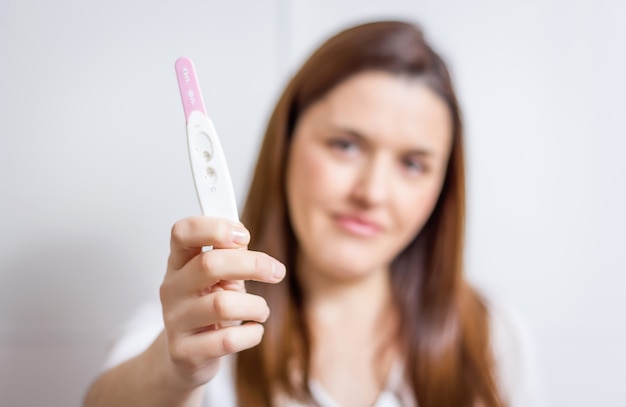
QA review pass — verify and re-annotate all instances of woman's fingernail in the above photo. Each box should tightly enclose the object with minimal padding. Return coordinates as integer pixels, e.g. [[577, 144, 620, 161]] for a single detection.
[[231, 227, 250, 245], [272, 262, 286, 281]]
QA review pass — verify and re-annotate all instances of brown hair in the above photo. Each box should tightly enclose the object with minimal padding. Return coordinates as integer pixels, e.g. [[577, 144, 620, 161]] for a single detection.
[[237, 21, 502, 406]]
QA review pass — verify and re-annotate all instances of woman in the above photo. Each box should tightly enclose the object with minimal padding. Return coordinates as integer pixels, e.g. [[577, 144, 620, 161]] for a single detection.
[[85, 21, 537, 407]]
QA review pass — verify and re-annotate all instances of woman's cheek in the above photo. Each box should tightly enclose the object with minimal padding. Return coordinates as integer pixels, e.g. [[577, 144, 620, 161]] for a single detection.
[[306, 150, 351, 199], [398, 179, 441, 233]]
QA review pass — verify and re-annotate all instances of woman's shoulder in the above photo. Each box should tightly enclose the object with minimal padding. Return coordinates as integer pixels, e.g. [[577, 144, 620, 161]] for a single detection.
[[103, 301, 238, 407], [478, 288, 545, 407], [102, 301, 164, 370]]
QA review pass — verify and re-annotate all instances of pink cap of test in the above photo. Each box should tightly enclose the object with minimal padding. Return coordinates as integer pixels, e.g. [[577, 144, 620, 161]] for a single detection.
[[175, 57, 207, 122]]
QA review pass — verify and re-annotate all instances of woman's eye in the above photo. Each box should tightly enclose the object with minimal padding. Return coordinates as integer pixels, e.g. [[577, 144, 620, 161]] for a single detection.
[[329, 138, 359, 153], [402, 157, 425, 173]]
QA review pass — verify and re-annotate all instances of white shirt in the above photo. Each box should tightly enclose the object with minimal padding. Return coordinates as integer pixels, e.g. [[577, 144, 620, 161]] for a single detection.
[[103, 295, 543, 407]]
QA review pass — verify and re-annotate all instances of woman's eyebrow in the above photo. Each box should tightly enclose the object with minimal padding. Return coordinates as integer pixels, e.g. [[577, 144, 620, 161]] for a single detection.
[[405, 148, 435, 157], [326, 125, 368, 140]]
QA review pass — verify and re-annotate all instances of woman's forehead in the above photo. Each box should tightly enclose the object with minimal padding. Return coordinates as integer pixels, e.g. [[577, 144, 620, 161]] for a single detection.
[[304, 71, 453, 154]]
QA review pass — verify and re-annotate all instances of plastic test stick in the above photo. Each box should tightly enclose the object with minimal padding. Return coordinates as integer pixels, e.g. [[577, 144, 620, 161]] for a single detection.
[[174, 57, 239, 222]]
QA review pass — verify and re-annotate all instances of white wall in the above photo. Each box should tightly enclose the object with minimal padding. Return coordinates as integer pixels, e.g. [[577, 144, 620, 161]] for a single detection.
[[1, 1, 624, 406]]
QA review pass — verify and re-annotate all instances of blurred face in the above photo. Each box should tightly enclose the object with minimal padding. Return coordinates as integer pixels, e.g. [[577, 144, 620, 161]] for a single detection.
[[286, 71, 453, 281]]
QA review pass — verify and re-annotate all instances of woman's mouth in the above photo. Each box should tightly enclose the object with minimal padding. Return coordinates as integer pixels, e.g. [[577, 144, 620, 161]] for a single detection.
[[334, 214, 383, 237]]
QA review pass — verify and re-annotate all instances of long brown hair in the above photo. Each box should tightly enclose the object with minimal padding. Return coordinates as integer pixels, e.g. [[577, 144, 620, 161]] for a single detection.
[[237, 21, 502, 406]]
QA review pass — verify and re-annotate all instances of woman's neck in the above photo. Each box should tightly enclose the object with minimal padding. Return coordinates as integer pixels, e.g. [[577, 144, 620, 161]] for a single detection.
[[296, 253, 397, 336], [296, 254, 400, 406]]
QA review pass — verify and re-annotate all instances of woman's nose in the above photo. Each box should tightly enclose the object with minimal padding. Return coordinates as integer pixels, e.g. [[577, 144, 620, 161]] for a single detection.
[[350, 156, 391, 207]]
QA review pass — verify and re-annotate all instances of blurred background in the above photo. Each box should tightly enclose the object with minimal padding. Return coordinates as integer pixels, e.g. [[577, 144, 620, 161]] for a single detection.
[[1, 0, 625, 406]]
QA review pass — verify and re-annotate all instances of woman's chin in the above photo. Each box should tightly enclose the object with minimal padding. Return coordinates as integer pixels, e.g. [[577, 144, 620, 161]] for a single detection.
[[297, 238, 393, 285], [313, 257, 387, 284]]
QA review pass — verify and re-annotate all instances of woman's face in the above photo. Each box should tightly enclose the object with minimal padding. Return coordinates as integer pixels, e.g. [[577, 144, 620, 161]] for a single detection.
[[286, 71, 453, 281]]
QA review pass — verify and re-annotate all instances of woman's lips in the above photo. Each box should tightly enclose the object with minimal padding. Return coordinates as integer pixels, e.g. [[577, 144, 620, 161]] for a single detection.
[[334, 214, 383, 237]]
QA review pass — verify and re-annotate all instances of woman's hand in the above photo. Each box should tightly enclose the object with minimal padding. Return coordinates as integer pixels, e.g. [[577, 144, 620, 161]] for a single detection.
[[159, 216, 285, 389]]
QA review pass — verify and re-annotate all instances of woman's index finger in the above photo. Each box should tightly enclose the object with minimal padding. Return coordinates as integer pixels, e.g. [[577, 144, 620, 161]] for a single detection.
[[167, 216, 249, 270]]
